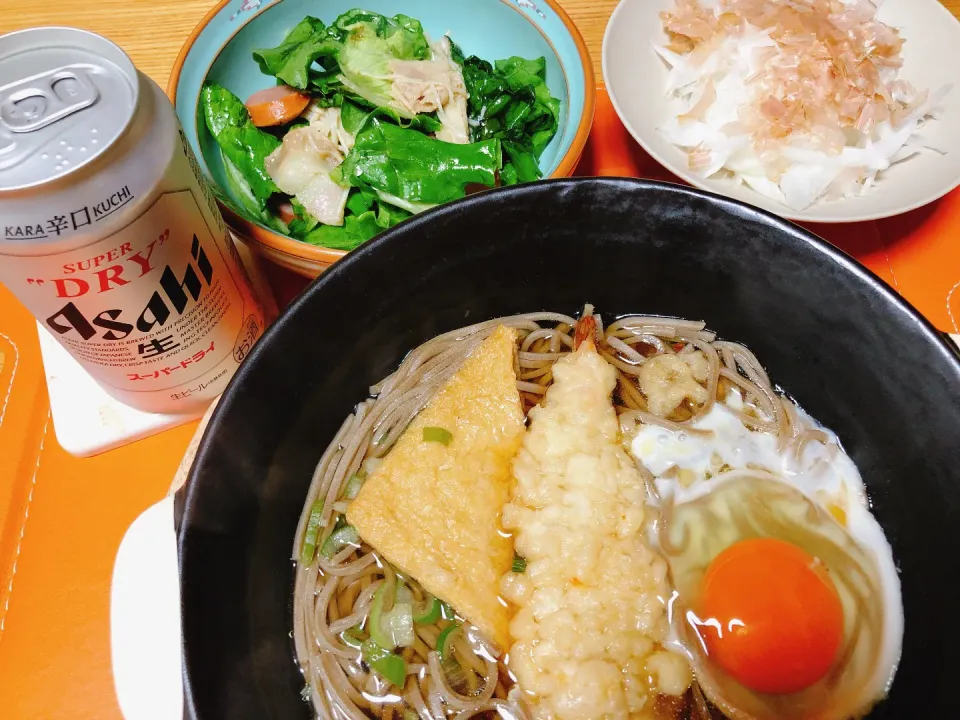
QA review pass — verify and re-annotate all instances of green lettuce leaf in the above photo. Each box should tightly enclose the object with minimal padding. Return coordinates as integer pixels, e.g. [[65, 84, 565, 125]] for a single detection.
[[495, 56, 546, 92], [303, 189, 410, 250], [335, 11, 431, 117], [345, 189, 374, 215], [345, 189, 411, 227], [202, 83, 250, 136], [253, 17, 340, 90], [459, 54, 561, 185], [332, 10, 430, 60], [334, 120, 500, 207], [338, 97, 441, 136], [502, 142, 541, 184], [221, 156, 261, 216], [340, 99, 370, 136], [200, 85, 280, 209], [374, 196, 412, 227], [253, 11, 441, 126], [529, 82, 562, 156], [336, 32, 395, 110], [308, 68, 346, 99], [287, 197, 320, 237], [303, 211, 381, 250]]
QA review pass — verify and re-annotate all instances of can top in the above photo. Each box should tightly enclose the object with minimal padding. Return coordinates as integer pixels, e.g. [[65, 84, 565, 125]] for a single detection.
[[0, 27, 139, 193]]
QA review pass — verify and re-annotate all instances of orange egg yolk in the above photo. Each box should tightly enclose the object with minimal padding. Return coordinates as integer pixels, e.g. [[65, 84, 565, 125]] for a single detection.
[[697, 537, 844, 695]]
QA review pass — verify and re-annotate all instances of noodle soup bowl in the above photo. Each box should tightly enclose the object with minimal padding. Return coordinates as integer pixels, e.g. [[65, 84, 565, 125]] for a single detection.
[[177, 178, 960, 718]]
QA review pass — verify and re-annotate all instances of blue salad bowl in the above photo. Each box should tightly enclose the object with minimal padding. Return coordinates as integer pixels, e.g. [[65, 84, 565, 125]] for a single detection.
[[169, 0, 595, 277]]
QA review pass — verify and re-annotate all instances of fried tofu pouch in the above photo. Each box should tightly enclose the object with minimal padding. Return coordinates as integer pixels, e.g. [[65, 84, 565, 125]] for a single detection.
[[347, 325, 525, 651]]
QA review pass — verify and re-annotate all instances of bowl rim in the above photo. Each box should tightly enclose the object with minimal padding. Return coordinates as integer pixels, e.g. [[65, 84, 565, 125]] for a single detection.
[[178, 177, 960, 718], [601, 0, 960, 224], [167, 0, 597, 266]]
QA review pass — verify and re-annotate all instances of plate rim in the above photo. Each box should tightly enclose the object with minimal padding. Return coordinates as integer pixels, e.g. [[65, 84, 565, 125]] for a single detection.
[[601, 0, 960, 224]]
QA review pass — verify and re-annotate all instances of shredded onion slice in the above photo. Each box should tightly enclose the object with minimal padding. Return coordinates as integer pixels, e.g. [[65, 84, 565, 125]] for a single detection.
[[656, 0, 950, 210]]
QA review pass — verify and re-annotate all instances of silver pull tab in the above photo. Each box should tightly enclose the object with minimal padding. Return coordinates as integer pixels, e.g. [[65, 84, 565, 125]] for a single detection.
[[0, 68, 99, 134]]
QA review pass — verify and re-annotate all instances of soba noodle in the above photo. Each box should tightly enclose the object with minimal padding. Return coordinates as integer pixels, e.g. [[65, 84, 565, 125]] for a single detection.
[[293, 308, 797, 720]]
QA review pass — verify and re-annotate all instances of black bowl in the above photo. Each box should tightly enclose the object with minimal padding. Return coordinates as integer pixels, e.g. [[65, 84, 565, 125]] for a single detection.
[[178, 178, 960, 719]]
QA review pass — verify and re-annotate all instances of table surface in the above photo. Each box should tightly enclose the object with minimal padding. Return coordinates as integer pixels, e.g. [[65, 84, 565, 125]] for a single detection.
[[1, 2, 960, 720], [3, 0, 958, 84]]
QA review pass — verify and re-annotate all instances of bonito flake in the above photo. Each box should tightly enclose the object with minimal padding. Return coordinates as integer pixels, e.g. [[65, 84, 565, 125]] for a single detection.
[[655, 0, 950, 210]]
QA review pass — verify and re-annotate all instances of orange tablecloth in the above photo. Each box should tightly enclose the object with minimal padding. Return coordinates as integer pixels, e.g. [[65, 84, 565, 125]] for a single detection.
[[1, 88, 959, 719]]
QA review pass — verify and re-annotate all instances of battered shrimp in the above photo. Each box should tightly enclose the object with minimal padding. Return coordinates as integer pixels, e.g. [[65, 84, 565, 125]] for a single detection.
[[500, 317, 691, 720]]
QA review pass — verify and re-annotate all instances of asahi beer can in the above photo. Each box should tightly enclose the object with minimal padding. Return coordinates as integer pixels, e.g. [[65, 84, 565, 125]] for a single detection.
[[0, 27, 265, 414]]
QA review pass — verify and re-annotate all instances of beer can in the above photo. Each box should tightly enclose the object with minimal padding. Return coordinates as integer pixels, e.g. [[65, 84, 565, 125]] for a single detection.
[[0, 27, 265, 414]]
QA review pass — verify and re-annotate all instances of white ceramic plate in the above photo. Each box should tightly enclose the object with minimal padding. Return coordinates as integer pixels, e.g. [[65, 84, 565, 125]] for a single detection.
[[602, 0, 960, 223]]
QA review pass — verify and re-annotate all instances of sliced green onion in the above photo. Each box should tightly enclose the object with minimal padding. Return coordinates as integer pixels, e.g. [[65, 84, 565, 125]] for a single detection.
[[436, 622, 462, 663], [361, 639, 407, 687], [512, 553, 527, 573], [423, 426, 453, 446], [299, 501, 325, 565], [396, 584, 414, 604], [343, 474, 366, 500], [341, 626, 365, 649], [321, 524, 359, 559], [382, 602, 415, 648], [368, 584, 391, 648], [436, 621, 469, 691], [369, 583, 415, 648], [413, 595, 441, 624], [440, 651, 469, 692], [362, 457, 383, 476]]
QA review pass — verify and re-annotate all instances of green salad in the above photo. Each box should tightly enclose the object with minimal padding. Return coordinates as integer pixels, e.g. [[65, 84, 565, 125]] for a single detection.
[[201, 9, 562, 251]]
